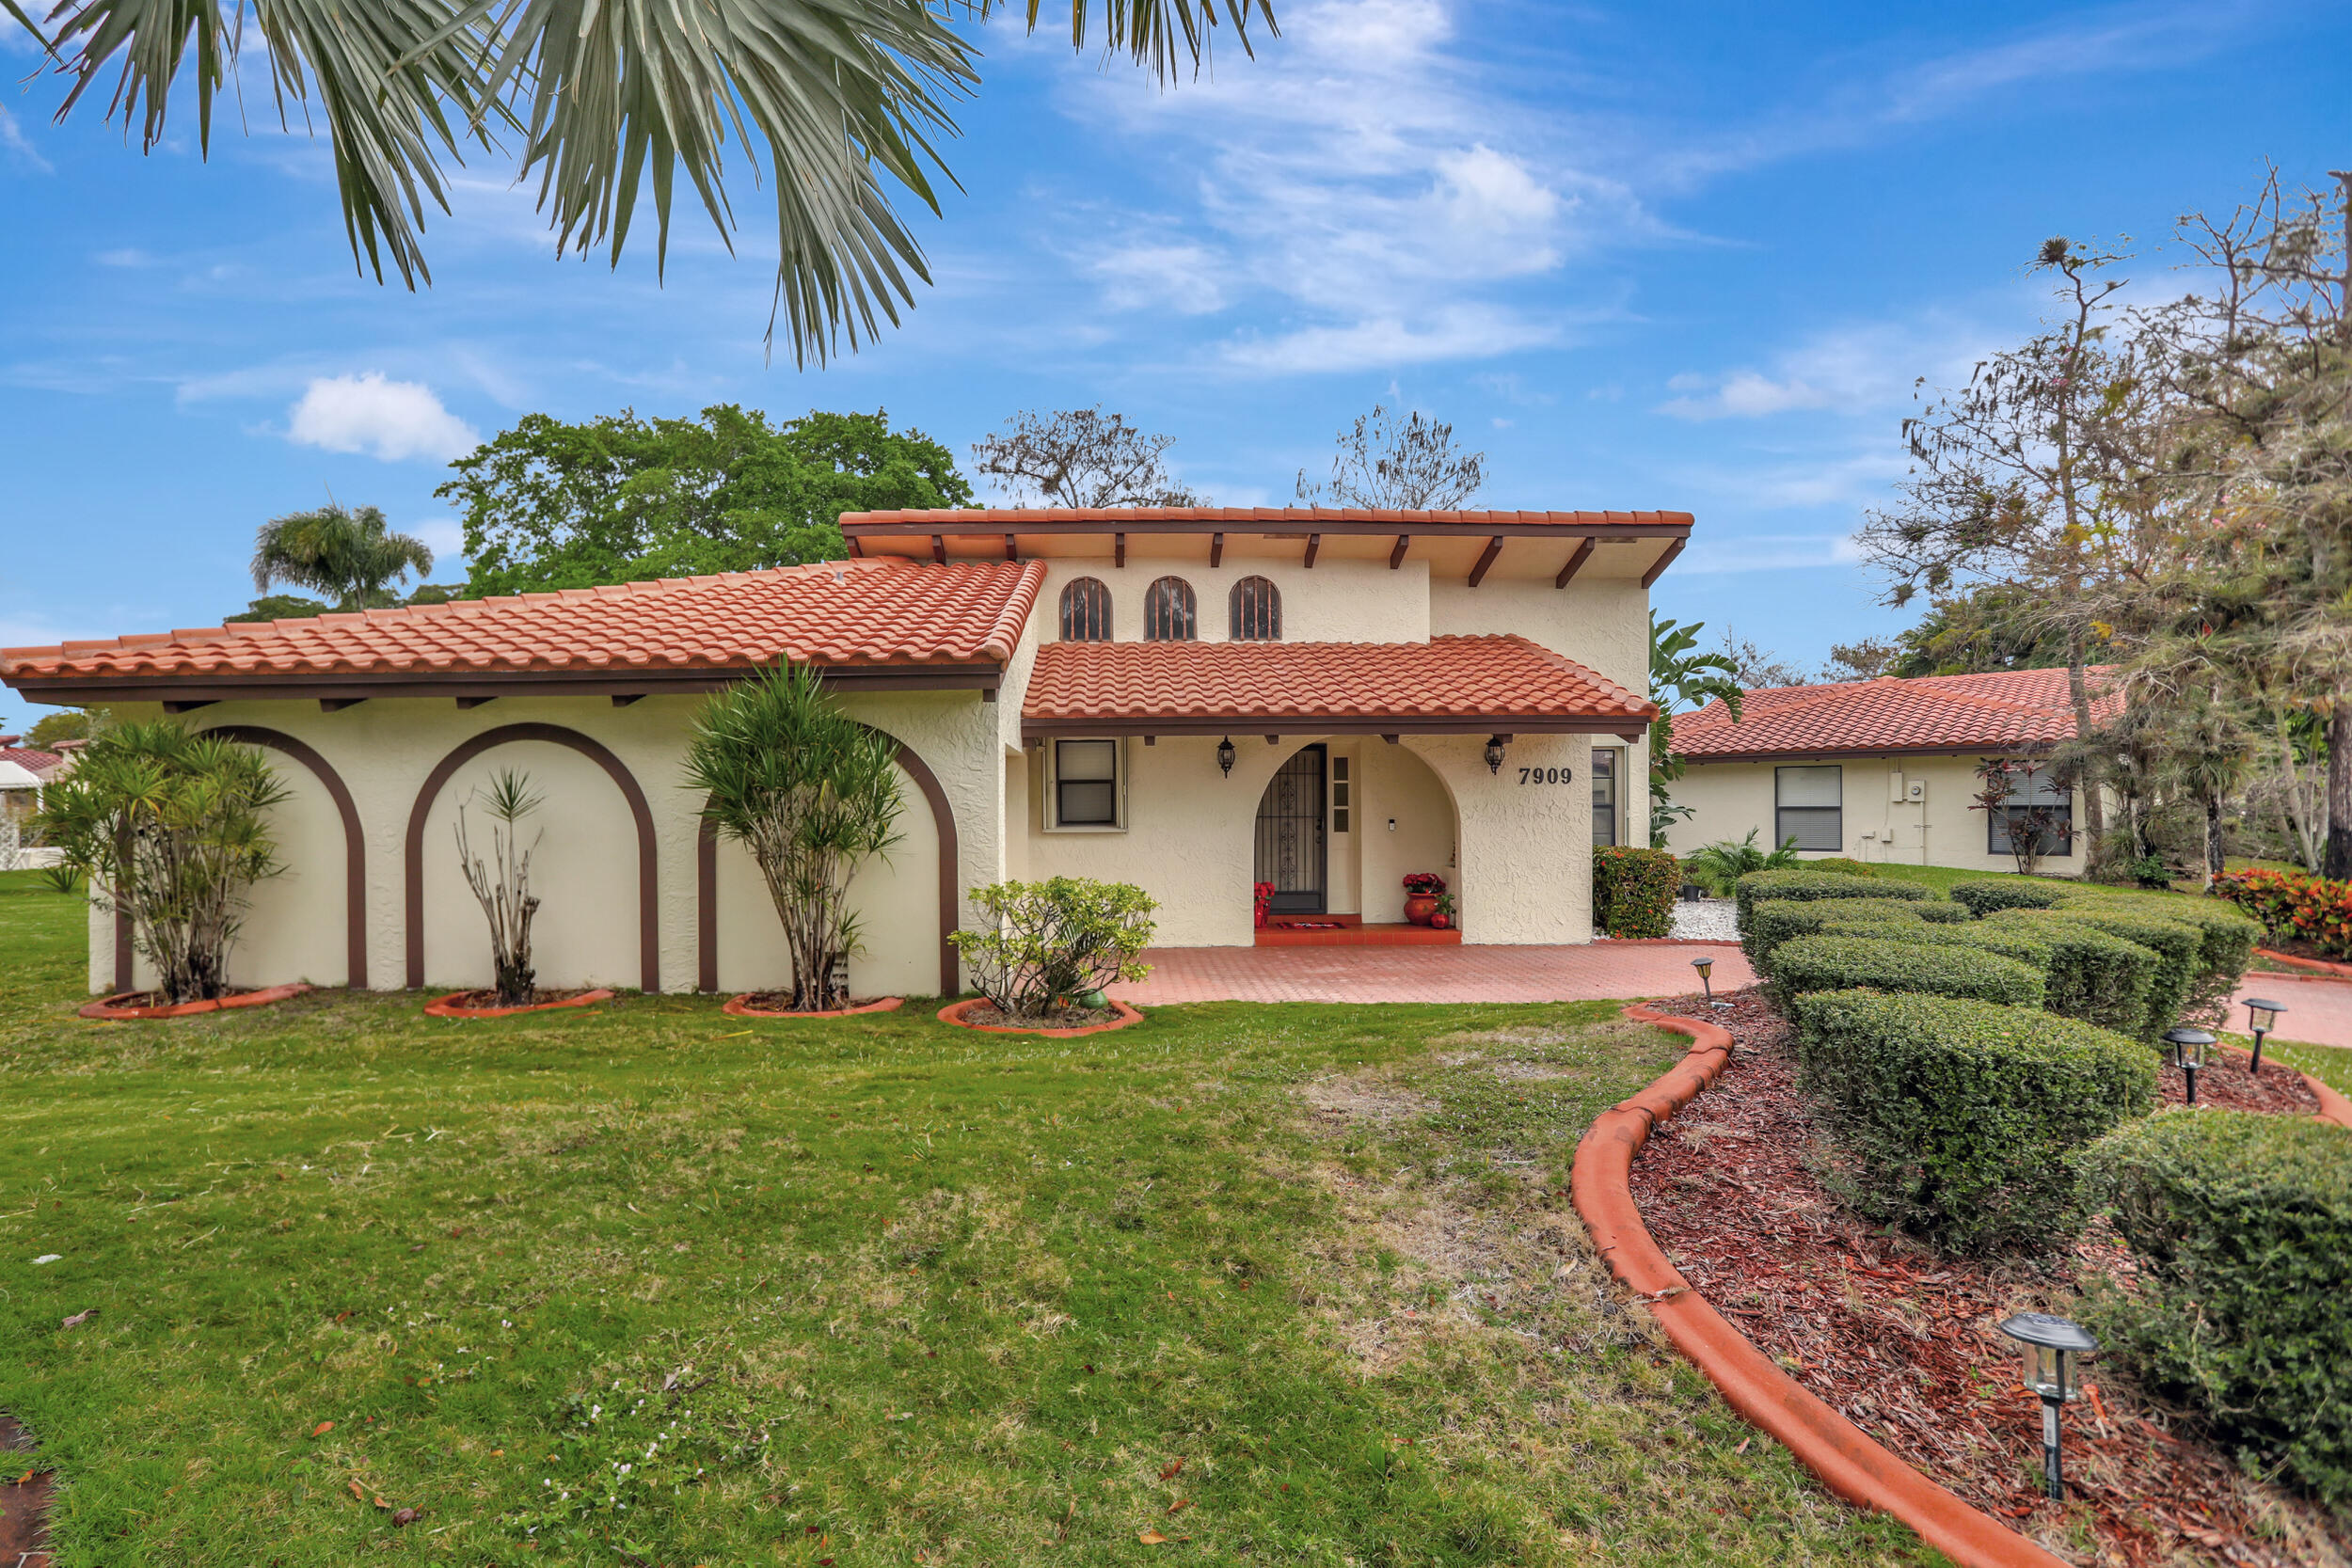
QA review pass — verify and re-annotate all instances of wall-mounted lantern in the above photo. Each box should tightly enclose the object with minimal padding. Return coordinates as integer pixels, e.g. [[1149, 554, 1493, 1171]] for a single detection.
[[1217, 736, 1236, 778], [1485, 736, 1507, 774], [1996, 1312, 2098, 1501], [2244, 997, 2286, 1075]]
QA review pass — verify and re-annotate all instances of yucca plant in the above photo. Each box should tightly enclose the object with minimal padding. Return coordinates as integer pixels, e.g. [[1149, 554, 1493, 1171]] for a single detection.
[[33, 720, 289, 1004], [453, 768, 544, 1006], [684, 661, 902, 1009]]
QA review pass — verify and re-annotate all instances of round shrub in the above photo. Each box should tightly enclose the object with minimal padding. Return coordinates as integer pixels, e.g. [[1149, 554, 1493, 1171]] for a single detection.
[[1818, 912, 2056, 971], [1806, 856, 1877, 878], [1979, 910, 2160, 1036], [1741, 895, 1966, 966], [1735, 868, 1929, 934], [1593, 846, 1679, 939], [1948, 878, 2066, 917], [1791, 990, 2155, 1253], [2034, 907, 2201, 1039], [1763, 933, 2046, 1013], [2074, 891, 2260, 1022], [2081, 1112, 2352, 1508]]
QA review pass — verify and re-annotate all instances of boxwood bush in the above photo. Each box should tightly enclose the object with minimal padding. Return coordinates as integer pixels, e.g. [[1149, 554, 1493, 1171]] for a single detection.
[[1792, 990, 2155, 1253], [2081, 1112, 2352, 1507], [1979, 910, 2160, 1036], [2080, 892, 2260, 1022], [2039, 908, 2201, 1038], [1593, 846, 1679, 939], [1742, 895, 1967, 965], [1948, 878, 2067, 917], [1735, 868, 1930, 933], [1818, 912, 2056, 971], [1763, 933, 2045, 1013]]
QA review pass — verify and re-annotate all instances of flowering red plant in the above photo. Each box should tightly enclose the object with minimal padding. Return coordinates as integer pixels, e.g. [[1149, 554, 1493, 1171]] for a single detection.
[[1402, 872, 1447, 895], [2210, 867, 2352, 957]]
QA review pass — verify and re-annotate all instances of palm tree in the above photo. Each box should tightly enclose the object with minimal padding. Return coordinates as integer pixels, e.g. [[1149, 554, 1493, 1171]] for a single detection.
[[252, 503, 437, 610], [15, 0, 1275, 365], [1648, 614, 1745, 847]]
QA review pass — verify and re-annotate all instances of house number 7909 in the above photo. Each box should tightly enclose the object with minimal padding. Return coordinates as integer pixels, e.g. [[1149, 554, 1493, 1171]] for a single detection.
[[1517, 767, 1574, 785]]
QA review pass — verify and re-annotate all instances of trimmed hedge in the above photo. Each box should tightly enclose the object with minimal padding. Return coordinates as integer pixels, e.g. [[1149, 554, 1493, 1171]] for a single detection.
[[1793, 990, 2155, 1253], [2040, 907, 2201, 1039], [2082, 1112, 2352, 1507], [1764, 933, 2045, 1013], [1948, 878, 2067, 917], [1979, 910, 2161, 1036], [1594, 846, 1679, 939], [1818, 912, 2056, 971], [1735, 868, 1930, 933], [1807, 856, 1877, 879], [1742, 895, 1967, 965], [2081, 892, 2260, 1022]]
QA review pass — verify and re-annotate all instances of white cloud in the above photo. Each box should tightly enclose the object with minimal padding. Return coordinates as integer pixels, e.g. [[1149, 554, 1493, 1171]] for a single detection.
[[285, 373, 479, 463], [1087, 239, 1231, 315], [1658, 311, 1994, 420], [1670, 532, 1865, 574], [408, 518, 469, 565], [1221, 305, 1561, 374], [0, 106, 51, 174]]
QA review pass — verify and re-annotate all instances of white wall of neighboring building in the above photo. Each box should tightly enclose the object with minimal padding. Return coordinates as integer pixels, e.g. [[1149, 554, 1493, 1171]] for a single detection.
[[1661, 752, 2092, 874]]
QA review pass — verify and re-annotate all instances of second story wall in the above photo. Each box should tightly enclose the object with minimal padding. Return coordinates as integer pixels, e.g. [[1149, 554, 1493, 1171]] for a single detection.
[[1030, 553, 1433, 645]]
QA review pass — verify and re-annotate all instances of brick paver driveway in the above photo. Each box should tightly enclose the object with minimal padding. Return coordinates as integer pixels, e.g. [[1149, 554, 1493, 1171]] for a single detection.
[[1109, 941, 1755, 1006], [2230, 973, 2352, 1050]]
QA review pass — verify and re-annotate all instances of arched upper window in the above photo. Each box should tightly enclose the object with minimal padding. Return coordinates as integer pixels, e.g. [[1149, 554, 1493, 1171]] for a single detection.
[[1229, 576, 1281, 641], [1059, 577, 1113, 641], [1143, 577, 1198, 641]]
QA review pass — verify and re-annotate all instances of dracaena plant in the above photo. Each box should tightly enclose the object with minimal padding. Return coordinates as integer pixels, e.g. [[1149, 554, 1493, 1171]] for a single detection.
[[453, 767, 544, 1006], [34, 720, 290, 1004], [684, 661, 903, 1010]]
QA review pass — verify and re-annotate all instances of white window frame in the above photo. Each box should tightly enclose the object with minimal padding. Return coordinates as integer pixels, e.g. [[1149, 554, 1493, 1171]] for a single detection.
[[1774, 764, 1844, 852], [1044, 736, 1128, 833]]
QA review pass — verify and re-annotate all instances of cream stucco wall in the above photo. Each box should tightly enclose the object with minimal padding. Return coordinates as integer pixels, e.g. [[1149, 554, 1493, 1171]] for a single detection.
[[1661, 752, 2092, 875], [1032, 555, 1433, 645]]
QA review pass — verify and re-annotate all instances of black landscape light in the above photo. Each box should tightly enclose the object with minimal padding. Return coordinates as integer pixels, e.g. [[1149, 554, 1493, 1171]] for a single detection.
[[1485, 736, 1507, 774], [2164, 1025, 2215, 1105], [1691, 954, 1728, 1011], [2243, 997, 2287, 1076], [1996, 1312, 2098, 1502], [1217, 736, 1236, 777]]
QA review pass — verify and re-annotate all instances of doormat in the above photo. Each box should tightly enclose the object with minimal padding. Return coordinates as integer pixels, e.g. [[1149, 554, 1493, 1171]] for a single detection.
[[1274, 921, 1344, 929]]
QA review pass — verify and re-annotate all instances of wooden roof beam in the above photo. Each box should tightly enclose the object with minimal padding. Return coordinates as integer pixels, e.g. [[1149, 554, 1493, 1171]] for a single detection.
[[1390, 534, 1410, 569], [1468, 536, 1504, 588], [1554, 537, 1597, 589], [1210, 532, 1224, 567], [1304, 533, 1321, 567], [1640, 536, 1688, 588]]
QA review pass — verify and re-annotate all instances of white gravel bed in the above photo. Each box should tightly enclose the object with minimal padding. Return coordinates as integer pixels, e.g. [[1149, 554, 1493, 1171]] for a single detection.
[[1592, 896, 1740, 942]]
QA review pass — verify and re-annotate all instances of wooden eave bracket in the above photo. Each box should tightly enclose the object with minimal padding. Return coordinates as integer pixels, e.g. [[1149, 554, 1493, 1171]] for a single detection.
[[1468, 535, 1505, 587], [1555, 537, 1597, 589], [1641, 537, 1688, 588], [1389, 534, 1410, 569], [1210, 532, 1224, 567]]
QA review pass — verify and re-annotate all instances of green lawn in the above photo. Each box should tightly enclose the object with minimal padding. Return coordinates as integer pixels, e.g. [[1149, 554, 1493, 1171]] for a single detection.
[[0, 874, 1928, 1566]]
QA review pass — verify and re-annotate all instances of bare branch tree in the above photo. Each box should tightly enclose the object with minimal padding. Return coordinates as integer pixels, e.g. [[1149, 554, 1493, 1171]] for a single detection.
[[972, 408, 1206, 508], [1295, 403, 1485, 510]]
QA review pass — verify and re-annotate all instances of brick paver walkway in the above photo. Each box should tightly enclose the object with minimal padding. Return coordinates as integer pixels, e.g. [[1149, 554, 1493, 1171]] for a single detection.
[[2230, 973, 2352, 1050], [1109, 941, 1755, 1006]]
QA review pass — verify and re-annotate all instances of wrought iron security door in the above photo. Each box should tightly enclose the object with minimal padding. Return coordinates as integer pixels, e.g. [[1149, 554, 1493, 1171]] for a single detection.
[[1253, 745, 1327, 914]]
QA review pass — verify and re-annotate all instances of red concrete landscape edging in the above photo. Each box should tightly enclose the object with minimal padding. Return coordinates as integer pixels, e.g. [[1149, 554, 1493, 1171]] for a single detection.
[[936, 997, 1145, 1037], [1571, 1004, 2066, 1568], [2303, 1070, 2352, 1131], [424, 988, 615, 1019], [78, 982, 312, 1021], [723, 994, 904, 1020], [2252, 946, 2352, 978]]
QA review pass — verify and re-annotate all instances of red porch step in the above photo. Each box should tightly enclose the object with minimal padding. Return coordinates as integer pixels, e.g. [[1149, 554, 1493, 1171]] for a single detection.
[[1255, 921, 1462, 947]]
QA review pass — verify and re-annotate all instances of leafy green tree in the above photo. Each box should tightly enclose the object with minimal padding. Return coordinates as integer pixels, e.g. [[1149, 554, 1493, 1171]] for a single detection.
[[1885, 585, 2071, 677], [683, 662, 903, 1011], [15, 0, 1270, 364], [34, 721, 290, 1003], [1648, 614, 1744, 847], [24, 708, 96, 750], [227, 594, 337, 624], [252, 503, 437, 610], [442, 405, 970, 596]]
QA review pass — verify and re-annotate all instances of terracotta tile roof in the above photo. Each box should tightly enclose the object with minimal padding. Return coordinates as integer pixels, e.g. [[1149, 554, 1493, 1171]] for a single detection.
[[1023, 636, 1655, 731], [0, 745, 64, 778], [844, 505, 1692, 531], [1669, 666, 2122, 760], [0, 561, 1045, 684]]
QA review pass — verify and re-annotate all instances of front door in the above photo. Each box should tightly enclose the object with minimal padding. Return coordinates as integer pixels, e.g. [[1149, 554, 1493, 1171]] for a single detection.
[[1254, 745, 1327, 914]]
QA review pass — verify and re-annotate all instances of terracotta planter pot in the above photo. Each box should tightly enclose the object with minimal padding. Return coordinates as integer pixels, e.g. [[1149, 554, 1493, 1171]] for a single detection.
[[723, 994, 903, 1020], [79, 982, 312, 1021], [425, 988, 614, 1019], [936, 997, 1144, 1037], [1403, 894, 1438, 926]]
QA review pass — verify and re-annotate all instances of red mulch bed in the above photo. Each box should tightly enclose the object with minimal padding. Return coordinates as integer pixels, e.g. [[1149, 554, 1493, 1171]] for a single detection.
[[0, 1413, 53, 1568], [1630, 989, 2351, 1567]]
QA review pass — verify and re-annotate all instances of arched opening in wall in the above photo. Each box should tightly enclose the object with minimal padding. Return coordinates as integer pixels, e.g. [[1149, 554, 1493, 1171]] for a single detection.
[[706, 759, 941, 1000], [415, 736, 649, 991], [1349, 742, 1462, 929], [1254, 743, 1327, 915], [228, 745, 352, 990]]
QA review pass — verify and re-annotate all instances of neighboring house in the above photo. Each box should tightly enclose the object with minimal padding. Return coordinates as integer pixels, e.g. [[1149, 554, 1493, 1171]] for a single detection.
[[1664, 667, 2120, 873], [0, 736, 64, 823], [0, 507, 1680, 997]]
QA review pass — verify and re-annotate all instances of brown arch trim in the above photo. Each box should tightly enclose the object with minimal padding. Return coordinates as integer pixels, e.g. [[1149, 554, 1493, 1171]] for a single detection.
[[695, 739, 961, 998], [403, 724, 660, 992], [205, 726, 369, 989]]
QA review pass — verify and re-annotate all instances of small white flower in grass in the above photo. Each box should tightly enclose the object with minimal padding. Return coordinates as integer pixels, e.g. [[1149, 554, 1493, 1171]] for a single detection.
[[32, 1256, 62, 1265]]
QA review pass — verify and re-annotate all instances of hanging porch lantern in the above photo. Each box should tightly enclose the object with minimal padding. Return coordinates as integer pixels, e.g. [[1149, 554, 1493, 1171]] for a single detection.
[[1485, 736, 1507, 774], [1217, 736, 1236, 778]]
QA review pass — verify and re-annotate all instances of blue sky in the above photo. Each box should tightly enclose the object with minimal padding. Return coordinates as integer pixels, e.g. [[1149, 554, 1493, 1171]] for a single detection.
[[2, 0, 2345, 730]]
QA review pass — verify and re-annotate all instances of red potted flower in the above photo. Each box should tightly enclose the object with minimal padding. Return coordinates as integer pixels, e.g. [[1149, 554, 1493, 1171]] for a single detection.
[[1429, 893, 1456, 930], [1402, 871, 1447, 926], [1252, 880, 1277, 929]]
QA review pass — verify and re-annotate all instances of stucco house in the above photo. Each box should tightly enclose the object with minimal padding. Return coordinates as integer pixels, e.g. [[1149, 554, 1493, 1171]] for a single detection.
[[1663, 666, 2119, 873], [0, 506, 1682, 998]]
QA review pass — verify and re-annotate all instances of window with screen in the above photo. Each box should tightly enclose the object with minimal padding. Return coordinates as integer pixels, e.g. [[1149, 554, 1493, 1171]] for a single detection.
[[1142, 577, 1197, 641], [1591, 748, 1620, 847], [1331, 753, 1350, 833], [1054, 739, 1120, 827], [1229, 576, 1281, 641], [1987, 767, 2074, 856], [1058, 577, 1112, 641], [1774, 765, 1843, 851]]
